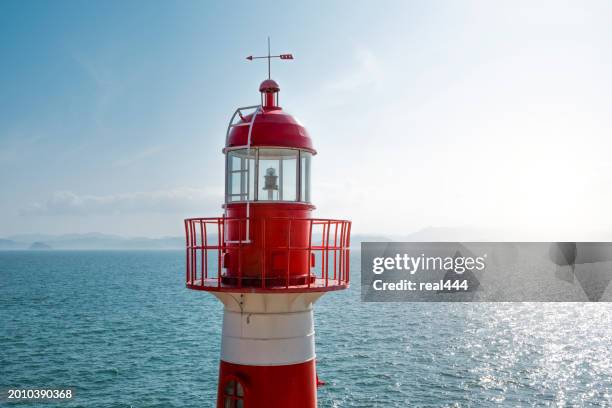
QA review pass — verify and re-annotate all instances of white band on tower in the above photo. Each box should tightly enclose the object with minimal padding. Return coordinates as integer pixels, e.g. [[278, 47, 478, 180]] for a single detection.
[[220, 308, 315, 366]]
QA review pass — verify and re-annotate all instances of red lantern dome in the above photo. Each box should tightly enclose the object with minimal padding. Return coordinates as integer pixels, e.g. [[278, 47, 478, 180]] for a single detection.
[[226, 81, 314, 151]]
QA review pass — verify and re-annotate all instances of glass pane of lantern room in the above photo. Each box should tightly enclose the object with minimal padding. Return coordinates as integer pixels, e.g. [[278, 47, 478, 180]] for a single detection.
[[281, 154, 297, 202], [300, 152, 311, 202], [226, 149, 255, 202], [258, 149, 297, 201]]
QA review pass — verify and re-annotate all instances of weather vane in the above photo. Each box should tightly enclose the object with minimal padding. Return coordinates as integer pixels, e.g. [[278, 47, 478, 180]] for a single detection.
[[246, 37, 294, 79]]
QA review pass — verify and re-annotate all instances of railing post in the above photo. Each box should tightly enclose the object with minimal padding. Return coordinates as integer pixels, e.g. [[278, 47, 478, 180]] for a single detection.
[[184, 220, 190, 285], [190, 220, 196, 284], [325, 220, 330, 287], [333, 221, 338, 283], [346, 222, 352, 284], [307, 220, 313, 288], [338, 221, 346, 284], [218, 218, 223, 288], [200, 221, 205, 287]]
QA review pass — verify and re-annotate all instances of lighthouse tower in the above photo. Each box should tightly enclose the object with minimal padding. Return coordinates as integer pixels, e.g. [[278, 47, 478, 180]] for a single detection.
[[184, 47, 351, 408]]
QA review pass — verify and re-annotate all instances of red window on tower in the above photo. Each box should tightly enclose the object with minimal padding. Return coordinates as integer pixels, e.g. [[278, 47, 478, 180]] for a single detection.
[[223, 379, 245, 408]]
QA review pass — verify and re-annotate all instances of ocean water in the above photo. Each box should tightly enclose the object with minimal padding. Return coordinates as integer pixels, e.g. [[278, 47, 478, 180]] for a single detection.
[[1, 251, 611, 407]]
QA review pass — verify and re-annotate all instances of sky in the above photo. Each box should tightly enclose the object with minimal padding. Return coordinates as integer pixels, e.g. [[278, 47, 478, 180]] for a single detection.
[[1, 0, 612, 239]]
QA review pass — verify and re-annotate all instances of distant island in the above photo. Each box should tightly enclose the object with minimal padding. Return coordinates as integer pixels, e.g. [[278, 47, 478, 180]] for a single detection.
[[29, 242, 52, 250]]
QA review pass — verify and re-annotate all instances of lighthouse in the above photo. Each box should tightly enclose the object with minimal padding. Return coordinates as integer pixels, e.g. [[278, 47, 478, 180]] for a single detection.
[[184, 45, 351, 408]]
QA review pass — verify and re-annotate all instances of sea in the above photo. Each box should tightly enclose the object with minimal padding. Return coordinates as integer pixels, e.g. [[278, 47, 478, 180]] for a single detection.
[[1, 250, 611, 407]]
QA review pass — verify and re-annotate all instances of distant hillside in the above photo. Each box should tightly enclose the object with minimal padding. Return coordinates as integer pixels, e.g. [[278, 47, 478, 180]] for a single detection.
[[400, 226, 503, 241], [1, 233, 184, 250], [0, 238, 25, 250], [1, 232, 389, 250], [350, 234, 392, 247], [351, 227, 508, 244], [2, 228, 511, 251], [4, 227, 610, 250]]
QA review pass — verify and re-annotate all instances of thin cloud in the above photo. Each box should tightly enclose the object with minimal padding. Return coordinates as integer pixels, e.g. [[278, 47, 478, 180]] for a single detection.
[[112, 145, 165, 167], [22, 187, 222, 216]]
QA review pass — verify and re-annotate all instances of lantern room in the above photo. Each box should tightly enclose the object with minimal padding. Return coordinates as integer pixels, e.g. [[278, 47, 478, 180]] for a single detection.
[[223, 80, 315, 217], [225, 147, 311, 204]]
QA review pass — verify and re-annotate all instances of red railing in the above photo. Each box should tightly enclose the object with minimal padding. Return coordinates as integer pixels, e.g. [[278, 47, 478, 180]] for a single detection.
[[184, 217, 351, 292]]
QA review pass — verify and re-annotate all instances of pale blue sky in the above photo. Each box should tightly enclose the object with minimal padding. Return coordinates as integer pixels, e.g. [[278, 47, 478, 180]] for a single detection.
[[1, 1, 612, 239]]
